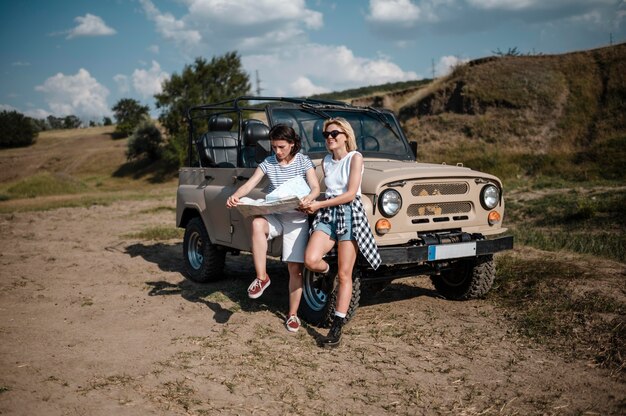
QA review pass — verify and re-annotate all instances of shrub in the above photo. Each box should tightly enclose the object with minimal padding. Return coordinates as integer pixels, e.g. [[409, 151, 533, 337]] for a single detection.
[[127, 120, 162, 161], [0, 110, 38, 148], [112, 98, 150, 138]]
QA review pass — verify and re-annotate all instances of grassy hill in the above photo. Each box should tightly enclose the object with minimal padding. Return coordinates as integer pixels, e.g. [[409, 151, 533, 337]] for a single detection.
[[354, 43, 626, 188], [0, 126, 175, 212]]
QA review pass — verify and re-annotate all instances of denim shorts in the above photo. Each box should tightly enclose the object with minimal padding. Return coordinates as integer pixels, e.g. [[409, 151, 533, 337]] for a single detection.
[[313, 206, 355, 241]]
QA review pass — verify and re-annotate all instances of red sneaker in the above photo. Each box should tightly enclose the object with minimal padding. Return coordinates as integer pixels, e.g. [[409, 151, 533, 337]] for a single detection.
[[285, 315, 301, 333], [247, 276, 270, 299]]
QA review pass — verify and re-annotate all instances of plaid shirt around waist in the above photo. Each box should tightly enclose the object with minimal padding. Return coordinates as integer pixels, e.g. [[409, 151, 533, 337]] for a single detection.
[[311, 195, 381, 270]]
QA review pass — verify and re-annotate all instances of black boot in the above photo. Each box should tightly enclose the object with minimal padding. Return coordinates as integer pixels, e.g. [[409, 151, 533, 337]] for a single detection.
[[321, 316, 345, 349]]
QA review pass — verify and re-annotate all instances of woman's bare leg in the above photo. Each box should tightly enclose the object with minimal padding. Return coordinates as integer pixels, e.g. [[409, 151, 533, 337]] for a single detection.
[[251, 216, 270, 280], [304, 230, 336, 273], [334, 240, 358, 314], [287, 262, 303, 316]]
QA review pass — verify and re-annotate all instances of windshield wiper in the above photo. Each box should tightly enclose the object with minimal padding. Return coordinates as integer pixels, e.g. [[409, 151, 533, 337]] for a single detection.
[[364, 106, 401, 140]]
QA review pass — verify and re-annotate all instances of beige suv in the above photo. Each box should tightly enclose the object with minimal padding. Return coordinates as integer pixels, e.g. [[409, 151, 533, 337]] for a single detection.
[[176, 97, 513, 326]]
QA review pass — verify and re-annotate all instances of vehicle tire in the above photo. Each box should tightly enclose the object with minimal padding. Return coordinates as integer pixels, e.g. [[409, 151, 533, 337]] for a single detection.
[[298, 267, 362, 327], [182, 217, 225, 283], [430, 254, 495, 300]]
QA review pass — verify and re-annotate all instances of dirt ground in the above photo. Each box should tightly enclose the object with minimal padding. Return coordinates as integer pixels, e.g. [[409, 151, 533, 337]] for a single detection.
[[0, 194, 624, 415]]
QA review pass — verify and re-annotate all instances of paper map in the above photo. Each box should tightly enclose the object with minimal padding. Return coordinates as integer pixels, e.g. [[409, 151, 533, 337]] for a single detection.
[[235, 176, 311, 217]]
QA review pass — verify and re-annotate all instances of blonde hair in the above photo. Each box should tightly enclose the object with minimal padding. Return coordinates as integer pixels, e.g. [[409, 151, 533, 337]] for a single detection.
[[323, 117, 357, 152]]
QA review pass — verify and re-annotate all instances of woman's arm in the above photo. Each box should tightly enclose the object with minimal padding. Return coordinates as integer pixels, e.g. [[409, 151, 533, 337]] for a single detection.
[[307, 153, 363, 212], [226, 167, 265, 207], [299, 167, 321, 209]]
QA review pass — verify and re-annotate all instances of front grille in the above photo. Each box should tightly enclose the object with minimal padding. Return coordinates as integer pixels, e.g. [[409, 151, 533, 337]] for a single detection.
[[411, 182, 468, 196], [407, 202, 472, 217]]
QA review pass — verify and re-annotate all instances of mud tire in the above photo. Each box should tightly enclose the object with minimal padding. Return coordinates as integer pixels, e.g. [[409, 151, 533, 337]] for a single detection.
[[299, 267, 361, 327], [182, 217, 225, 283], [430, 254, 495, 300]]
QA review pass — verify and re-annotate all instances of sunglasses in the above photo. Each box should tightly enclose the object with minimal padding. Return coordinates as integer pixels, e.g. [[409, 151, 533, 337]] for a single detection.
[[322, 130, 345, 139]]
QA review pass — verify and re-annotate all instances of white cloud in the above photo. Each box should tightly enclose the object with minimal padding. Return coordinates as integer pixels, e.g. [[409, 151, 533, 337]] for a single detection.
[[114, 74, 130, 94], [367, 0, 421, 24], [366, 0, 450, 26], [148, 44, 160, 54], [140, 0, 419, 96], [244, 44, 419, 97], [132, 61, 169, 98], [290, 77, 329, 96], [35, 69, 111, 120], [185, 0, 322, 29], [139, 0, 201, 47], [67, 14, 116, 39], [366, 0, 619, 40], [141, 0, 321, 52], [435, 55, 469, 77], [11, 61, 31, 67]]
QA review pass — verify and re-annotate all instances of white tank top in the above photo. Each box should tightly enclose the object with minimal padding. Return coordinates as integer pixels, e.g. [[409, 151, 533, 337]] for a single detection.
[[323, 151, 362, 197]]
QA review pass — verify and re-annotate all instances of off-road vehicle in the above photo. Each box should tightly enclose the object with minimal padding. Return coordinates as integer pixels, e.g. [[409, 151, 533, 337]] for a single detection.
[[176, 96, 513, 326]]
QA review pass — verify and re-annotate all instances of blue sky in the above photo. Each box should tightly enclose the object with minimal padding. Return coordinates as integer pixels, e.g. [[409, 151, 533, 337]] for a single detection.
[[1, 0, 624, 122]]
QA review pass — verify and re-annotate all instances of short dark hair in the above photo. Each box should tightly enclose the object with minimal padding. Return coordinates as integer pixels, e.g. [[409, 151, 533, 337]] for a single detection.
[[269, 124, 301, 156]]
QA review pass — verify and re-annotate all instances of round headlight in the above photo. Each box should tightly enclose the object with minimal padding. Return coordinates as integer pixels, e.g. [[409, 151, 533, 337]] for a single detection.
[[480, 184, 500, 210], [379, 189, 402, 217]]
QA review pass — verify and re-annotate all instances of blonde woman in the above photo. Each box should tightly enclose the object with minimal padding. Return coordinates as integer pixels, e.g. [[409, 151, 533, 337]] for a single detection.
[[304, 117, 381, 348]]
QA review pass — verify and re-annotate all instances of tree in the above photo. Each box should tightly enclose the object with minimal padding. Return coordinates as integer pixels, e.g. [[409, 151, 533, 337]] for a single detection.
[[103, 116, 113, 126], [127, 120, 163, 161], [63, 115, 81, 129], [30, 118, 48, 132], [111, 98, 150, 138], [0, 110, 38, 148], [155, 52, 251, 167], [47, 115, 64, 130]]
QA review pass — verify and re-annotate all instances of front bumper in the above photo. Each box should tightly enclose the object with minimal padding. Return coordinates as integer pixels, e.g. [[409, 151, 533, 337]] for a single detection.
[[376, 235, 514, 265]]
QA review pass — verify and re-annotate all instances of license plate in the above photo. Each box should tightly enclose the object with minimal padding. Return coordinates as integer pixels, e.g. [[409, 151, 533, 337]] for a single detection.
[[427, 242, 477, 261]]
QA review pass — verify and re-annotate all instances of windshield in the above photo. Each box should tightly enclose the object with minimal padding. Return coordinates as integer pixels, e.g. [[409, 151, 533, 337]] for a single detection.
[[269, 108, 413, 161]]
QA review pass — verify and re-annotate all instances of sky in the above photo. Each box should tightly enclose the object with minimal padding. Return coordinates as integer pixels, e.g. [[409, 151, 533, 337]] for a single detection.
[[1, 0, 624, 123]]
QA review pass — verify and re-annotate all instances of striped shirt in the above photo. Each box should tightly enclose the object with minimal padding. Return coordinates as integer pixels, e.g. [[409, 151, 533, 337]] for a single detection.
[[259, 153, 315, 193]]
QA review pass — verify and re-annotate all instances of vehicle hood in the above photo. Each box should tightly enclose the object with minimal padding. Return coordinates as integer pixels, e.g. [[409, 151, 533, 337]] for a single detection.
[[359, 159, 502, 191]]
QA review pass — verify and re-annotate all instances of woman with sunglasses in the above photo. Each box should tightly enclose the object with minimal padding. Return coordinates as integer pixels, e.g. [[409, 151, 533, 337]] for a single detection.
[[303, 117, 381, 349], [226, 124, 320, 333]]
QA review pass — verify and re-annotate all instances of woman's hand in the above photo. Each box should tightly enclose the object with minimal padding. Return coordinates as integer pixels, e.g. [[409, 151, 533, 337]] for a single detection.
[[226, 195, 240, 208], [303, 200, 321, 214], [299, 196, 314, 210]]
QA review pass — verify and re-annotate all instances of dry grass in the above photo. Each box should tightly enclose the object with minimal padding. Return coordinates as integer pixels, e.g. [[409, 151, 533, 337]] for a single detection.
[[491, 252, 625, 374], [0, 124, 177, 213], [125, 226, 184, 241]]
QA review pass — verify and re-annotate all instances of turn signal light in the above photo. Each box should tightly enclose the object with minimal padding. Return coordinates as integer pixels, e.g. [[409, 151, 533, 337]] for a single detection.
[[375, 219, 391, 235], [488, 211, 501, 225]]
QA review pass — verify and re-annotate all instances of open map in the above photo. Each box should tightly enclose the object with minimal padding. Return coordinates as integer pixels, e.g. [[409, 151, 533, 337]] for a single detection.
[[235, 176, 311, 217]]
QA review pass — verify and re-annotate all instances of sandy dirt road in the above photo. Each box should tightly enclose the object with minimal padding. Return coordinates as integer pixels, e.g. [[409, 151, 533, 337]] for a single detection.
[[0, 195, 624, 415]]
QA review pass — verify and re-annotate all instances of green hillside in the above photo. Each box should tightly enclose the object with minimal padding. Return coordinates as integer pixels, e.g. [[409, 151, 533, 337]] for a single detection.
[[358, 43, 626, 187]]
